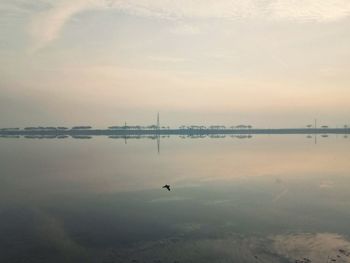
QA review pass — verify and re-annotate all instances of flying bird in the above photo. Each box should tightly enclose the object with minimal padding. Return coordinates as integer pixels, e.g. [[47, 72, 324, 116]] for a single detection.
[[162, 184, 170, 191]]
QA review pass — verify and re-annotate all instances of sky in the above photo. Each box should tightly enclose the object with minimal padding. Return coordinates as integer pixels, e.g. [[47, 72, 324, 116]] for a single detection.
[[1, 0, 350, 128]]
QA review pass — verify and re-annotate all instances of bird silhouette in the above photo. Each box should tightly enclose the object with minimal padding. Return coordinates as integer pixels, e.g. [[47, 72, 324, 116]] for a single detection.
[[162, 184, 170, 191]]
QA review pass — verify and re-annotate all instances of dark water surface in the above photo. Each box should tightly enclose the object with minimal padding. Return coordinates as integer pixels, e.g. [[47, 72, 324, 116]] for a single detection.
[[1, 135, 350, 262]]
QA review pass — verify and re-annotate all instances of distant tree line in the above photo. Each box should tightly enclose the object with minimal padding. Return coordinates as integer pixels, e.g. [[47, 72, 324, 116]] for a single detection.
[[178, 125, 252, 129], [2, 123, 350, 132]]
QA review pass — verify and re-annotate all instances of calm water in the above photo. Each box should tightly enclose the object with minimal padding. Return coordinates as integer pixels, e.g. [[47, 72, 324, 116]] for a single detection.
[[1, 135, 350, 263]]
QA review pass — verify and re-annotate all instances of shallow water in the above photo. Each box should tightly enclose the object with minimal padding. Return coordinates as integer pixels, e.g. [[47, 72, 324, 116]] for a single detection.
[[1, 135, 350, 262]]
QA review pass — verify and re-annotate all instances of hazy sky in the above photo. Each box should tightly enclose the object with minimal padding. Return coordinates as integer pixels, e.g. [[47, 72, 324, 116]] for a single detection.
[[1, 0, 350, 128]]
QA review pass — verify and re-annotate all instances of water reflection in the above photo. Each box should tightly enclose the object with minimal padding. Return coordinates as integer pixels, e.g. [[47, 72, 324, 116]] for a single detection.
[[0, 136, 350, 262]]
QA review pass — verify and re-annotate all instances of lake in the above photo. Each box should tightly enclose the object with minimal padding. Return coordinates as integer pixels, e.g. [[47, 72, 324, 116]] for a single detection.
[[1, 135, 350, 263]]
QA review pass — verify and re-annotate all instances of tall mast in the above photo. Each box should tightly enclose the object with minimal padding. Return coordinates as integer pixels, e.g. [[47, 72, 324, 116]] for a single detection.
[[157, 112, 160, 130]]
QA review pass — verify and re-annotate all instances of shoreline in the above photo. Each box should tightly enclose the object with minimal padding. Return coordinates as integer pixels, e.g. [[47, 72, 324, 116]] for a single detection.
[[0, 128, 349, 136]]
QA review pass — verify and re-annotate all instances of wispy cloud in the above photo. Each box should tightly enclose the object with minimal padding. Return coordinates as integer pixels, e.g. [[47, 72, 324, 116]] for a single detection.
[[270, 0, 350, 22], [5, 0, 350, 51], [91, 0, 350, 22], [28, 0, 96, 52]]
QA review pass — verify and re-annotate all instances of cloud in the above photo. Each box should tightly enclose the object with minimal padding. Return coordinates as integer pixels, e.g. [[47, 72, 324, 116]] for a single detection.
[[110, 0, 261, 20], [270, 0, 350, 22], [89, 0, 350, 22], [28, 0, 96, 51], [17, 0, 350, 51]]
